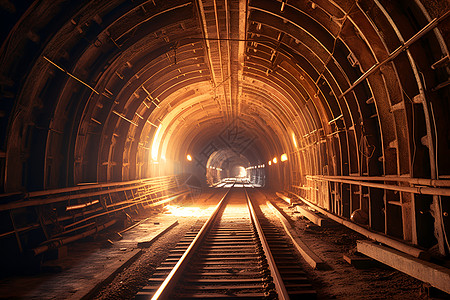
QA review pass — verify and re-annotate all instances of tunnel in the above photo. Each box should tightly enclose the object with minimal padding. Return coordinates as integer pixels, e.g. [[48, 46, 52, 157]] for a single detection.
[[0, 0, 450, 298]]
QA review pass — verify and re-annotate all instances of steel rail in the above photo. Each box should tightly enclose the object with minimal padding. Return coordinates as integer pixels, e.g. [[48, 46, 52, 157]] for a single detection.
[[245, 189, 290, 300], [151, 187, 232, 300]]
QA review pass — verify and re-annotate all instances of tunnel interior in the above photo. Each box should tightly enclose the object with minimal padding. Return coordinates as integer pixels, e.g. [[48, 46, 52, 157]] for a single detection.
[[0, 0, 450, 274], [205, 148, 266, 187]]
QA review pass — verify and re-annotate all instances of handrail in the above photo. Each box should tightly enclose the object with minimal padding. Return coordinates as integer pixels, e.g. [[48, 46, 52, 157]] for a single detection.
[[0, 175, 176, 199], [0, 175, 187, 256], [0, 175, 182, 211], [151, 187, 232, 300], [306, 175, 450, 197], [246, 189, 290, 300], [290, 190, 427, 259], [308, 174, 450, 187]]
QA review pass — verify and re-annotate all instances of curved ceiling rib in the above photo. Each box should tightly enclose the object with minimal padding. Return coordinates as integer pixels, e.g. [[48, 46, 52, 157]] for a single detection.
[[0, 0, 449, 253]]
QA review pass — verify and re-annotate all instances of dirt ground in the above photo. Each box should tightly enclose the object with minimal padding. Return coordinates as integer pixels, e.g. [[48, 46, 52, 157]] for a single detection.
[[258, 190, 434, 300], [1, 188, 443, 299], [93, 188, 437, 299], [92, 190, 222, 299]]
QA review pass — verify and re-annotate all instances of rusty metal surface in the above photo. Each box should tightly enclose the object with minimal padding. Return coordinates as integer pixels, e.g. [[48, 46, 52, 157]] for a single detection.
[[0, 0, 449, 258], [140, 187, 312, 299]]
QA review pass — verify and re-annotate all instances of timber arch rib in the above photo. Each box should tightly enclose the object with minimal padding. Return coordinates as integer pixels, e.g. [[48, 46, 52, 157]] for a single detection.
[[0, 0, 449, 269]]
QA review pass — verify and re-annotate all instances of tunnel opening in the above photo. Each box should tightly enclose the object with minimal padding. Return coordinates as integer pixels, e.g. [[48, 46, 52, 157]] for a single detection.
[[205, 149, 265, 188], [231, 165, 247, 178]]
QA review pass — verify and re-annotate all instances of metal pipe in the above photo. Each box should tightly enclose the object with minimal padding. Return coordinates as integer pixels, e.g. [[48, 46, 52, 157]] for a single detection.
[[0, 175, 176, 199], [64, 190, 188, 230], [309, 175, 450, 187], [307, 175, 450, 196], [112, 110, 139, 126], [42, 56, 99, 94], [46, 222, 96, 242], [0, 223, 40, 239], [0, 206, 106, 239], [0, 176, 181, 211], [146, 119, 159, 128], [0, 190, 187, 241], [32, 219, 117, 256], [290, 191, 427, 259], [339, 9, 450, 99], [0, 183, 149, 211]]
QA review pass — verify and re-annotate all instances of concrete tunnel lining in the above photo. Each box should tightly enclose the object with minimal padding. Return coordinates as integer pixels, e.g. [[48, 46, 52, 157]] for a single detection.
[[0, 0, 449, 273]]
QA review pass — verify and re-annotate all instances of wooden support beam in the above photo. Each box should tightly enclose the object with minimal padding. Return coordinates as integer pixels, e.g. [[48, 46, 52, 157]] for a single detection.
[[357, 240, 450, 294], [293, 191, 427, 259], [266, 201, 327, 270], [296, 206, 328, 227]]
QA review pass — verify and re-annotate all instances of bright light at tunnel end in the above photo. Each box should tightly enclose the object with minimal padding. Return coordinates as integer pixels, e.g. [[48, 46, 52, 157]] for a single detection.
[[186, 154, 192, 161]]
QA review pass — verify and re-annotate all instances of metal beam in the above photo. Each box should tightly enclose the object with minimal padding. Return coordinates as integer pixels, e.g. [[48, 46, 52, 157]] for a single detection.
[[307, 175, 450, 196], [339, 9, 450, 99]]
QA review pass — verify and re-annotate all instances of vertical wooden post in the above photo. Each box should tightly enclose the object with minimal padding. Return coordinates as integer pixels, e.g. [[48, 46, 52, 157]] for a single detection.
[[9, 211, 23, 253]]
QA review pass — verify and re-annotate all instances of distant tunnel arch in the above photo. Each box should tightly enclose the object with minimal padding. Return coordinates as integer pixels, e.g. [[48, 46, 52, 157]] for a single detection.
[[0, 0, 449, 256]]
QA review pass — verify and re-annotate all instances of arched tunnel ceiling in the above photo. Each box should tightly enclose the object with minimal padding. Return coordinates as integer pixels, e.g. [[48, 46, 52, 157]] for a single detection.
[[0, 0, 449, 192]]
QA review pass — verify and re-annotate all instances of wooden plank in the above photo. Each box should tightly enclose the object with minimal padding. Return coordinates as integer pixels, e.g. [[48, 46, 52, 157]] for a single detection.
[[137, 220, 179, 247], [296, 206, 327, 227], [70, 248, 142, 300], [342, 253, 377, 269], [294, 192, 427, 259], [266, 201, 327, 270], [357, 240, 450, 294]]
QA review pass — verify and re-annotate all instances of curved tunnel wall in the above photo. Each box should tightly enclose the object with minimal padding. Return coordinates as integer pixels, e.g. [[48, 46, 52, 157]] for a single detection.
[[0, 0, 449, 253]]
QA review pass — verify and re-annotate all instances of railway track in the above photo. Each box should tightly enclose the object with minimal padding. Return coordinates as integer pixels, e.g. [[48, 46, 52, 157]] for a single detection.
[[136, 187, 315, 299]]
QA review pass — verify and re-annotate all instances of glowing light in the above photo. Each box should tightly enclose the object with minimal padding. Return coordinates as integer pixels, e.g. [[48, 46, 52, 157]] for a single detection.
[[273, 157, 278, 164], [164, 205, 201, 217], [292, 132, 297, 148], [268, 161, 272, 166], [151, 124, 162, 160], [238, 166, 247, 177], [186, 154, 192, 161], [281, 153, 288, 162], [66, 200, 99, 211]]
